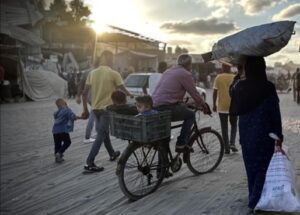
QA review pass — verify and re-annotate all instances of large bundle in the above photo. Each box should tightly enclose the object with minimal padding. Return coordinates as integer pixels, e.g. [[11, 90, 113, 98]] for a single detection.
[[20, 65, 68, 101], [211, 21, 296, 64]]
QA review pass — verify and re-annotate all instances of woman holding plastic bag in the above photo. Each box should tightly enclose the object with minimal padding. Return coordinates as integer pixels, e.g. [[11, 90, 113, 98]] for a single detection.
[[230, 56, 283, 212]]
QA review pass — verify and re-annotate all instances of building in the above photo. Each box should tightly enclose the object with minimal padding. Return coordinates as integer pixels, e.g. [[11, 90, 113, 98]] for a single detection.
[[96, 25, 167, 75]]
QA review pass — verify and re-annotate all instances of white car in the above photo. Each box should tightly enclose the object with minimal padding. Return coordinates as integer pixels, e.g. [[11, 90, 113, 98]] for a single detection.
[[124, 73, 206, 103]]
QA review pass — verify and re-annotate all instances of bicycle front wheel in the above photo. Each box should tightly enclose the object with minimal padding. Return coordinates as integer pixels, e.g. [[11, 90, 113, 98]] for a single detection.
[[186, 128, 224, 174], [116, 141, 167, 201]]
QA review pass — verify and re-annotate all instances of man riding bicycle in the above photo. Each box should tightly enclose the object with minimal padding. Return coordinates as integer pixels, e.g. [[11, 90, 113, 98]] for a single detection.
[[152, 54, 210, 153]]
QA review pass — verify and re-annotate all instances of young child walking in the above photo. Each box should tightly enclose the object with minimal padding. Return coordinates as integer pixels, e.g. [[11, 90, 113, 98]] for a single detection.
[[52, 98, 81, 163]]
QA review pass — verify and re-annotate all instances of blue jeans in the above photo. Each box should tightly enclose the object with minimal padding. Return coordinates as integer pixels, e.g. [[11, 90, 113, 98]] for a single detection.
[[155, 103, 195, 146], [85, 110, 95, 139], [86, 110, 115, 165]]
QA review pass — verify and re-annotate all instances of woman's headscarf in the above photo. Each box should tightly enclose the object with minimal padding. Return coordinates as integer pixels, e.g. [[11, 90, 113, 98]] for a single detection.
[[230, 56, 278, 115]]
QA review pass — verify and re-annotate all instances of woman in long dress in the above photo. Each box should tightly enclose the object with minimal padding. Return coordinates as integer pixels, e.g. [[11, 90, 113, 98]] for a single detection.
[[230, 56, 283, 210]]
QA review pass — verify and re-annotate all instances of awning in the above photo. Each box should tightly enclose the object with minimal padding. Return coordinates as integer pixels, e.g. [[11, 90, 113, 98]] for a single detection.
[[7, 26, 45, 46]]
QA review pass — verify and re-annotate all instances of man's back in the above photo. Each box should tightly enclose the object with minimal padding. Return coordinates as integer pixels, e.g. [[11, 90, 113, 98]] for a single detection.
[[152, 66, 192, 106], [213, 73, 235, 113], [87, 66, 123, 110]]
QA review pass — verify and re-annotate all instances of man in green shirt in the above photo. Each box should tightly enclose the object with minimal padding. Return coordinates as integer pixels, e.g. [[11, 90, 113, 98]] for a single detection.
[[81, 51, 132, 172]]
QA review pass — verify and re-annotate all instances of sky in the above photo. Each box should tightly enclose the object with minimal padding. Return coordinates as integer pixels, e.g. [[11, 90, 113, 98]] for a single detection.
[[84, 0, 300, 66]]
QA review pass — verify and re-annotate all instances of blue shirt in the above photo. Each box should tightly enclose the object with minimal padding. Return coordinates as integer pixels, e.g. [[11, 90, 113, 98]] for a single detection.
[[52, 107, 76, 134], [136, 109, 159, 116]]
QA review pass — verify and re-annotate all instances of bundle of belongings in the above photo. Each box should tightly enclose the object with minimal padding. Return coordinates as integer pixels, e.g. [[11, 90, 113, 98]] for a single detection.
[[209, 21, 296, 64]]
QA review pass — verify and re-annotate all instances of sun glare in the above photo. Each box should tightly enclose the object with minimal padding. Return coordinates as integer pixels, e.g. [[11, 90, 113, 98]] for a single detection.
[[86, 0, 140, 34]]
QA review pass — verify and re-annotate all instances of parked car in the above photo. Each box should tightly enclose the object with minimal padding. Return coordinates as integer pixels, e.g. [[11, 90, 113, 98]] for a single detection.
[[124, 73, 206, 103]]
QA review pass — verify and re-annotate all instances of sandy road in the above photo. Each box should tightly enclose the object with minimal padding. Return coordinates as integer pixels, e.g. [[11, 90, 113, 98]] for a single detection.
[[1, 90, 299, 215]]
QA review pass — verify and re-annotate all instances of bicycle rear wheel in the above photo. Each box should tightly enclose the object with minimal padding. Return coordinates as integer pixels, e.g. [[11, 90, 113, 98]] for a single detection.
[[116, 141, 167, 200], [186, 128, 224, 174]]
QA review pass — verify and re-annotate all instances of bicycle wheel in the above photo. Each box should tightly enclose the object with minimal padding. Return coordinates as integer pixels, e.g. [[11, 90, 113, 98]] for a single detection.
[[186, 128, 224, 174], [116, 141, 167, 200]]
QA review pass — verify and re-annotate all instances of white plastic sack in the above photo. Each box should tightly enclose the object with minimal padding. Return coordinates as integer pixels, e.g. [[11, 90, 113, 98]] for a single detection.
[[212, 21, 296, 64], [255, 152, 300, 212]]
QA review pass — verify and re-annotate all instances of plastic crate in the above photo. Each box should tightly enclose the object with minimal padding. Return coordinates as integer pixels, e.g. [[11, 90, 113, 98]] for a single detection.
[[108, 111, 171, 143]]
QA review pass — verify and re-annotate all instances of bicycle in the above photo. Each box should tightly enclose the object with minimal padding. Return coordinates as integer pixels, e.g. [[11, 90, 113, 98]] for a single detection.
[[113, 106, 224, 201]]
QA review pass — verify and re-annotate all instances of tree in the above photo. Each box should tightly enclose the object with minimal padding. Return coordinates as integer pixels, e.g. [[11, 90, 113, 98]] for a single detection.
[[49, 0, 73, 24], [69, 0, 91, 26], [48, 0, 91, 26], [175, 45, 182, 55], [36, 0, 46, 11], [182, 47, 189, 53]]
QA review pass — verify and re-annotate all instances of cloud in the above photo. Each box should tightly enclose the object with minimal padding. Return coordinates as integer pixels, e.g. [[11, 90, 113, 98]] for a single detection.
[[239, 0, 284, 16], [197, 0, 233, 18], [211, 7, 230, 18], [205, 0, 233, 8], [160, 18, 237, 35], [272, 3, 300, 20]]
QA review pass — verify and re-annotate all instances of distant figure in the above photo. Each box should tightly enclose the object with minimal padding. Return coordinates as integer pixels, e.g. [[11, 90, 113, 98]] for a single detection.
[[229, 64, 245, 115], [149, 61, 168, 96], [0, 65, 5, 102], [276, 73, 286, 92], [68, 73, 77, 98], [213, 64, 238, 154], [230, 56, 283, 211], [52, 98, 81, 163], [0, 65, 4, 84], [81, 51, 133, 173], [206, 74, 211, 89], [122, 68, 129, 79], [293, 68, 300, 104], [106, 90, 138, 115], [135, 95, 158, 116], [76, 68, 95, 144]]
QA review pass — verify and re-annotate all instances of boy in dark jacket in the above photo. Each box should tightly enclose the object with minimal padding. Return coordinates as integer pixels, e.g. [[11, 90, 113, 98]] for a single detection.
[[106, 90, 138, 115]]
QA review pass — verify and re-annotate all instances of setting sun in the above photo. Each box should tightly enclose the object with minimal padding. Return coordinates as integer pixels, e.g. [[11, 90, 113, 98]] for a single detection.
[[86, 0, 142, 34]]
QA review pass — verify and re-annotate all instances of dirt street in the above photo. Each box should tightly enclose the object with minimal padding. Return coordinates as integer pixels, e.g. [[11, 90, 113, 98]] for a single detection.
[[1, 90, 299, 215]]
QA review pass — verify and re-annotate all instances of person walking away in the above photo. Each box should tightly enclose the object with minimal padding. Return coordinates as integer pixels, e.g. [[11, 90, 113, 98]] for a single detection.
[[81, 51, 133, 172], [52, 98, 81, 163], [149, 61, 168, 96], [213, 64, 238, 154], [231, 56, 283, 212], [68, 73, 77, 98], [152, 54, 210, 153], [76, 68, 96, 144]]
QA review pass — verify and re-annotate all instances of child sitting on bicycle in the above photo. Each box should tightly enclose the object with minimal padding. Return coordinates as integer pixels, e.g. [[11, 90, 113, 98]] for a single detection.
[[135, 95, 158, 116], [106, 90, 138, 115]]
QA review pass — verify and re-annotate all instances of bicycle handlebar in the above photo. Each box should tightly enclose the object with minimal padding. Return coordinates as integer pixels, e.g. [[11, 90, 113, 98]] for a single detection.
[[186, 103, 212, 117]]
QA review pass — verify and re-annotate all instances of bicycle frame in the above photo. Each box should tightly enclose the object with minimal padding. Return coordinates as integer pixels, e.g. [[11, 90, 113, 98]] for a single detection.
[[168, 109, 211, 161]]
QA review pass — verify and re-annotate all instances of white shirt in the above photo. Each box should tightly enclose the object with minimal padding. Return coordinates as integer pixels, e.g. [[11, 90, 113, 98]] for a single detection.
[[149, 73, 162, 95]]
